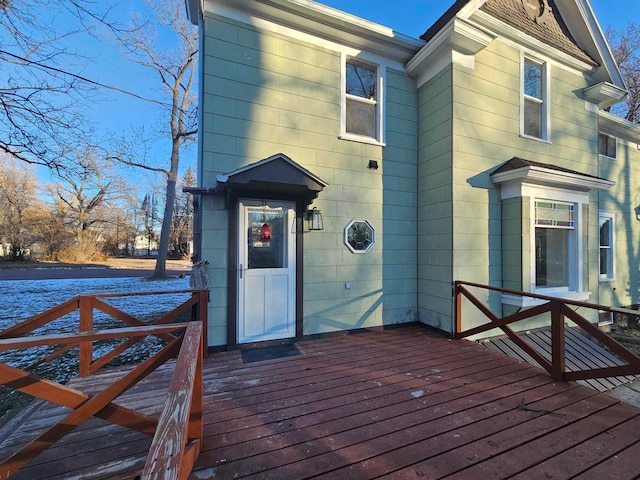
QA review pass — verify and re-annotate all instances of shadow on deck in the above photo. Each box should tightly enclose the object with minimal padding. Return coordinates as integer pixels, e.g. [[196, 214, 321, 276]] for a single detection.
[[2, 325, 640, 479]]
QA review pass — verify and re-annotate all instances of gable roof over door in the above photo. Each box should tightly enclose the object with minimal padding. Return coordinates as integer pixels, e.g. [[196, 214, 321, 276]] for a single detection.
[[185, 153, 328, 207]]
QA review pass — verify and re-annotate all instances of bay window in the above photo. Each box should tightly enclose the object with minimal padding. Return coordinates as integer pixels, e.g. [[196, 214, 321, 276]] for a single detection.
[[534, 201, 575, 290]]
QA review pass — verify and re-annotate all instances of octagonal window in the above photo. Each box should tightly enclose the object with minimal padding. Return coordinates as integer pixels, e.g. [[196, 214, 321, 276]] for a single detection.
[[344, 219, 375, 253]]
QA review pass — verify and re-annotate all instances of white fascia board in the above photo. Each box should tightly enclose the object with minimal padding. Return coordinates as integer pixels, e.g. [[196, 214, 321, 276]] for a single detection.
[[492, 166, 614, 195], [554, 0, 627, 89], [203, 0, 423, 64], [599, 110, 640, 143], [406, 17, 495, 87], [583, 82, 628, 109], [471, 10, 596, 74]]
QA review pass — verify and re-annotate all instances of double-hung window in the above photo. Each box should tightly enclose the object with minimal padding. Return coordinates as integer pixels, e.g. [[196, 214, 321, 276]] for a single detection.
[[522, 57, 548, 140], [534, 201, 576, 290], [598, 133, 617, 159], [342, 57, 383, 143], [599, 211, 615, 281]]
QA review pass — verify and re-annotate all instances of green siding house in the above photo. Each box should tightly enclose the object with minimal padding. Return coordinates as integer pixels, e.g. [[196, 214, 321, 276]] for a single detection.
[[185, 0, 640, 348]]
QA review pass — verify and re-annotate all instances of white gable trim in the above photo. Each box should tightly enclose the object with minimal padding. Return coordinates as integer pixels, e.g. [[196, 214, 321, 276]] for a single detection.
[[492, 165, 614, 199], [471, 10, 596, 73], [554, 0, 627, 89], [200, 0, 422, 67], [407, 17, 496, 88], [599, 110, 640, 145]]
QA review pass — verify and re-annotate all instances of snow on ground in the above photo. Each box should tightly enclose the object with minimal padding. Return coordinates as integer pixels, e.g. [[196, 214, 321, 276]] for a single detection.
[[0, 276, 192, 384]]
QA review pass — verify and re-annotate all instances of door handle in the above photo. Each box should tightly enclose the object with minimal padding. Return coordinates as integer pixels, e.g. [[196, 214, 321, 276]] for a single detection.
[[240, 263, 243, 279]]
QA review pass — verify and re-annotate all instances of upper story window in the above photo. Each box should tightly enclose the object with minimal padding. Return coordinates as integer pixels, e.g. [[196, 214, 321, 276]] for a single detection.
[[522, 57, 548, 140], [598, 133, 617, 159], [341, 57, 384, 144]]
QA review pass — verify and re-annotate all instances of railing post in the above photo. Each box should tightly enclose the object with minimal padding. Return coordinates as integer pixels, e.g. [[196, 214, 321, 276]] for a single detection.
[[454, 282, 462, 339], [550, 300, 566, 381], [79, 296, 93, 376], [199, 290, 208, 357]]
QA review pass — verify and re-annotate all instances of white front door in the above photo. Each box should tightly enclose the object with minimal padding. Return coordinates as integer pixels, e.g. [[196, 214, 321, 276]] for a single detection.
[[238, 199, 296, 343]]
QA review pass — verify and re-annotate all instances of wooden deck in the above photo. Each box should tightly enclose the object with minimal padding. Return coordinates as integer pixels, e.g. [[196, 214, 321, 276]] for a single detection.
[[484, 327, 639, 392], [2, 325, 640, 479]]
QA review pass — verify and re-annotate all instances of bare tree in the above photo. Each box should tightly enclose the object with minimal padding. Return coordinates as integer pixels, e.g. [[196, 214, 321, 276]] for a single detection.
[[170, 165, 195, 259], [49, 148, 125, 261], [0, 154, 41, 259], [29, 198, 74, 260], [608, 24, 640, 124], [109, 0, 197, 278], [0, 0, 124, 170]]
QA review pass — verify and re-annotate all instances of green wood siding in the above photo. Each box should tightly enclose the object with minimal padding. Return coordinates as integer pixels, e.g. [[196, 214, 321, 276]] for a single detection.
[[417, 67, 454, 332], [200, 14, 418, 344], [448, 39, 604, 332], [598, 140, 640, 309]]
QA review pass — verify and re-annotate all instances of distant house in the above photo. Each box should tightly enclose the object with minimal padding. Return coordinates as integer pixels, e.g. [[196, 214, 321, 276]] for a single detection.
[[133, 235, 158, 256], [185, 0, 640, 349]]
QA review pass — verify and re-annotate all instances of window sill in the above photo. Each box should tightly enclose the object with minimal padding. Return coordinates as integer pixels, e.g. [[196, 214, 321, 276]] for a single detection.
[[339, 134, 386, 147], [599, 276, 615, 283], [501, 290, 591, 307], [598, 154, 616, 161], [519, 133, 552, 145]]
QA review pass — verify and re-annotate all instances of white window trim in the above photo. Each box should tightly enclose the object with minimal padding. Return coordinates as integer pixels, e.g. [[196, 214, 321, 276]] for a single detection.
[[531, 196, 583, 295], [340, 52, 386, 146], [520, 52, 551, 142], [599, 210, 616, 282], [500, 184, 591, 307], [598, 310, 614, 327]]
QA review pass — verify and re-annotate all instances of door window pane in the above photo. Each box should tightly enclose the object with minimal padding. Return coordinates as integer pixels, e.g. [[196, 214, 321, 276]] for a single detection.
[[247, 208, 287, 269]]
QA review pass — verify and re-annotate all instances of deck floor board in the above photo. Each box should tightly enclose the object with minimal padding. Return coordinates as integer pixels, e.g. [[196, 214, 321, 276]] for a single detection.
[[484, 327, 638, 391], [1, 325, 639, 479]]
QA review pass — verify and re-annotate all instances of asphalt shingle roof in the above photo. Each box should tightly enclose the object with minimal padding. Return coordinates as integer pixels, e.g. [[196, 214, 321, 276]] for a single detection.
[[480, 0, 597, 65]]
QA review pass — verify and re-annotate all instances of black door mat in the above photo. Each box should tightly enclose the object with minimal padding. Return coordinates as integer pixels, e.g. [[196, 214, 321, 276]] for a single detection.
[[241, 344, 301, 363]]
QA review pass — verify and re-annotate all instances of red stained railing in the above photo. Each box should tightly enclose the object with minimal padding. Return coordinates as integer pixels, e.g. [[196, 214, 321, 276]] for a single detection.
[[0, 289, 208, 479], [454, 281, 640, 382]]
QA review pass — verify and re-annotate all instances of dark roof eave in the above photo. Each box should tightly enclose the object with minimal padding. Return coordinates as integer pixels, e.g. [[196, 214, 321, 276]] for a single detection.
[[420, 0, 470, 42]]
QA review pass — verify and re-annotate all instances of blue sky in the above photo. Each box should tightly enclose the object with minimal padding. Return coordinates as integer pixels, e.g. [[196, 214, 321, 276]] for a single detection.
[[319, 0, 636, 38], [35, 0, 637, 187]]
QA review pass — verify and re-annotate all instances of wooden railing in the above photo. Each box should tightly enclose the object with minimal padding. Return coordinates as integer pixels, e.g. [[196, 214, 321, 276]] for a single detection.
[[0, 289, 208, 479], [454, 281, 640, 382]]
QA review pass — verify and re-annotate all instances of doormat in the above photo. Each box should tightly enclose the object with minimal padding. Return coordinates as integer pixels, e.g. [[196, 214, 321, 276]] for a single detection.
[[241, 344, 301, 363]]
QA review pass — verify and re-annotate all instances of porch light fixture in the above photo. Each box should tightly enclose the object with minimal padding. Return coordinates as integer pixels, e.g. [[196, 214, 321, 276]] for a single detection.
[[307, 207, 324, 231]]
